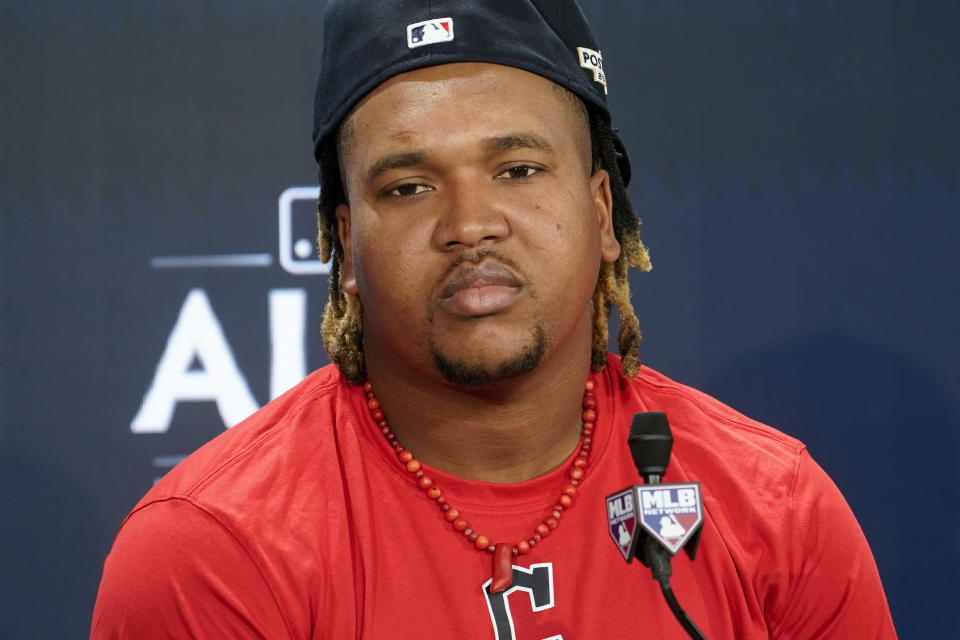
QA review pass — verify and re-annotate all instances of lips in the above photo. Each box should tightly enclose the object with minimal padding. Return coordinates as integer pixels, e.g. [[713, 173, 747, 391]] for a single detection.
[[437, 261, 524, 317]]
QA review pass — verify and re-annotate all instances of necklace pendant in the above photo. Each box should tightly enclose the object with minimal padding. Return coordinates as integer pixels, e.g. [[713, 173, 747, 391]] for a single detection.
[[490, 543, 514, 593]]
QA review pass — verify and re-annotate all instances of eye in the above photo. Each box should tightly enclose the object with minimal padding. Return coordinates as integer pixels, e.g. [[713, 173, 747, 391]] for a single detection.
[[388, 183, 432, 197], [496, 165, 540, 180]]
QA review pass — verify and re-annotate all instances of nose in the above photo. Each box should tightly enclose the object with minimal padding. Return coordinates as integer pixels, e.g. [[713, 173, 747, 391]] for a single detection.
[[431, 178, 511, 250]]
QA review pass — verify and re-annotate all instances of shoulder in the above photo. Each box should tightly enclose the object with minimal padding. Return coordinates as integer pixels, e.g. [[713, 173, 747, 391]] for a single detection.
[[92, 496, 295, 638], [131, 364, 358, 517], [604, 355, 809, 556], [605, 356, 896, 636], [607, 355, 806, 483], [95, 365, 363, 637]]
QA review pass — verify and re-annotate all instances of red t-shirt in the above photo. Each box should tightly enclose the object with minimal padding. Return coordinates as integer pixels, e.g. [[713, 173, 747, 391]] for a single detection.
[[91, 356, 896, 639]]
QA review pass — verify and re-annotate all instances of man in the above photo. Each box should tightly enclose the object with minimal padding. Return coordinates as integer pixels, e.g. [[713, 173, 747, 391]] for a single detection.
[[92, 1, 897, 638]]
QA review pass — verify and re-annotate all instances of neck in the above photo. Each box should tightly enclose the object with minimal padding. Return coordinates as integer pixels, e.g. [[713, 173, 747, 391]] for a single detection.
[[364, 347, 592, 484]]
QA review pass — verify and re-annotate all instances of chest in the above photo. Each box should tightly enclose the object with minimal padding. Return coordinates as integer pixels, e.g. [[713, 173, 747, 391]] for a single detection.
[[303, 468, 769, 640]]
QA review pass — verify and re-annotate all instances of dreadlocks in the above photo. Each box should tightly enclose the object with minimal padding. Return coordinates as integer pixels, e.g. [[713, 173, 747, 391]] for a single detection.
[[316, 99, 651, 385]]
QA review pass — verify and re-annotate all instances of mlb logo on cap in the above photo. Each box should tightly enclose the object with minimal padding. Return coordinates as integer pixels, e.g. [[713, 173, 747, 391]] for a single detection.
[[407, 18, 454, 49]]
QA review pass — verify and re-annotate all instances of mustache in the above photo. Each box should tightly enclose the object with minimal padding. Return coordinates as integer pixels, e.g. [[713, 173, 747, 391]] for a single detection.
[[432, 249, 530, 298]]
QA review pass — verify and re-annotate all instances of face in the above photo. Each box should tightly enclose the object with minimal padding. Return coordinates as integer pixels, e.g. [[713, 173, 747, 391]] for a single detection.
[[336, 62, 620, 387]]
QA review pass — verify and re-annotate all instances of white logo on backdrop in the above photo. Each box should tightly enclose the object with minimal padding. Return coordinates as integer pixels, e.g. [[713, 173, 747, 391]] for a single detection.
[[134, 187, 326, 478], [130, 287, 306, 432], [278, 187, 331, 275]]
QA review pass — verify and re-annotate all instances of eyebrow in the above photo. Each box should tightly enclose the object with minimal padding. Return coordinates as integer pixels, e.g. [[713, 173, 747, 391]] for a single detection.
[[366, 150, 427, 185], [483, 132, 554, 154], [364, 132, 554, 186]]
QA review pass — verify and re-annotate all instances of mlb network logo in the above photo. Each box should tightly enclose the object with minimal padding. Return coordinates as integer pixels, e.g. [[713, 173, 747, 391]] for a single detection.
[[407, 18, 454, 48], [637, 483, 703, 555], [606, 482, 704, 562]]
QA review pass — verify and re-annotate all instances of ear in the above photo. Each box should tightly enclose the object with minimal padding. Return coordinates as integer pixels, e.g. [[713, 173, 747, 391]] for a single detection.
[[336, 203, 359, 295], [591, 169, 621, 264]]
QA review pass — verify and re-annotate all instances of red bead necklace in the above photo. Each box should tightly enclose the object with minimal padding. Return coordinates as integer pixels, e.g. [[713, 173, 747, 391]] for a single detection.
[[362, 377, 597, 593]]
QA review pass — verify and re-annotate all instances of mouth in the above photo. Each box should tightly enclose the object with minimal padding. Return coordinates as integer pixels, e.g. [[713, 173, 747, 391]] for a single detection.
[[437, 260, 525, 317]]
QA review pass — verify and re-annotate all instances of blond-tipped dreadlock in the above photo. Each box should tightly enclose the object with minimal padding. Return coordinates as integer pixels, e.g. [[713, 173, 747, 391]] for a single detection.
[[586, 105, 652, 377], [316, 103, 651, 385]]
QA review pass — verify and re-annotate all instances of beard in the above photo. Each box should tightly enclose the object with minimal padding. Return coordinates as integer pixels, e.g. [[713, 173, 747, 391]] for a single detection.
[[429, 324, 546, 387]]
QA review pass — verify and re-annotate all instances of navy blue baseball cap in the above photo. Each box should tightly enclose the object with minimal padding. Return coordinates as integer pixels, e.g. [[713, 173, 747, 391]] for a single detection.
[[312, 0, 631, 185]]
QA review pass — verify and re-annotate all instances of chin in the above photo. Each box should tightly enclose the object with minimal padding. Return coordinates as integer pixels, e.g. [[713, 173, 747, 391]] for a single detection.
[[429, 326, 546, 387]]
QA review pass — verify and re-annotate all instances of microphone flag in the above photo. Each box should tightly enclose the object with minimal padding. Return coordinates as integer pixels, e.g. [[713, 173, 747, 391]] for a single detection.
[[606, 482, 705, 561], [606, 487, 641, 562], [636, 482, 703, 556]]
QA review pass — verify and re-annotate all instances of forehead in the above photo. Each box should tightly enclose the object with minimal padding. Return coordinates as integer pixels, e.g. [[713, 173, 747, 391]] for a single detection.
[[338, 62, 588, 168]]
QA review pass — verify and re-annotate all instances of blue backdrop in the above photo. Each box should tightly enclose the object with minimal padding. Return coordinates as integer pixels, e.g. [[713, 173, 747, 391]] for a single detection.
[[2, 1, 958, 637]]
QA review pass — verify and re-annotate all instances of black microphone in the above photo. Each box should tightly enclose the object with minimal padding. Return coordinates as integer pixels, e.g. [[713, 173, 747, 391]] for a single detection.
[[606, 412, 708, 640], [628, 411, 672, 482]]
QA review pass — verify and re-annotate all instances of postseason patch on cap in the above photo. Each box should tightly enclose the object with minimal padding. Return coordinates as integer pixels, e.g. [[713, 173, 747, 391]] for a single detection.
[[407, 18, 454, 49], [577, 46, 607, 94]]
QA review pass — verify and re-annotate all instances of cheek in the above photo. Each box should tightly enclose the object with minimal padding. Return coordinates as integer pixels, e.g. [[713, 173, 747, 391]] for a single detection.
[[530, 195, 602, 263], [351, 221, 431, 317], [536, 206, 603, 299]]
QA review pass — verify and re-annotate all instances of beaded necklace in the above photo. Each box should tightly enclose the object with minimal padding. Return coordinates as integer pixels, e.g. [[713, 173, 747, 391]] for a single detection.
[[362, 377, 597, 593]]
